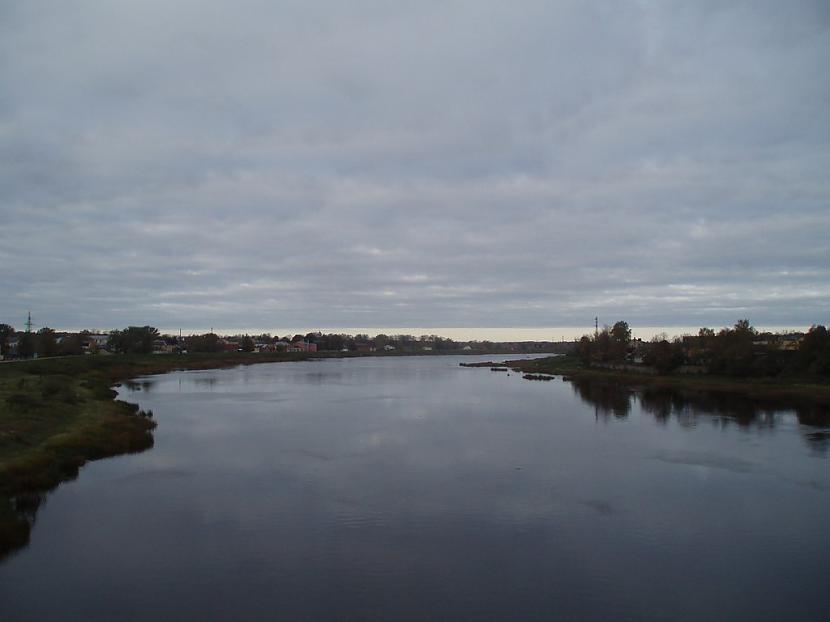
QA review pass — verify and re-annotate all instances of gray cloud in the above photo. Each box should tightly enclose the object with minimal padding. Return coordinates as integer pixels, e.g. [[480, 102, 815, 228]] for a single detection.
[[1, 1, 829, 333]]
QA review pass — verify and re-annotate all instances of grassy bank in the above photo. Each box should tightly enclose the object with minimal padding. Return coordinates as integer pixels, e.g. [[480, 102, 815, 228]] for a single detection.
[[0, 351, 319, 558], [464, 355, 830, 405], [1, 352, 323, 490]]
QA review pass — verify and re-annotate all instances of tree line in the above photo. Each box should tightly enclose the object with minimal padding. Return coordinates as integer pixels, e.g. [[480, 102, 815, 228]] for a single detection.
[[576, 320, 830, 378], [0, 324, 88, 359]]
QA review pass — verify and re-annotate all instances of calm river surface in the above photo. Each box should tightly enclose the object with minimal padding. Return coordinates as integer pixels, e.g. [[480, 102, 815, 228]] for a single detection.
[[1, 355, 829, 621]]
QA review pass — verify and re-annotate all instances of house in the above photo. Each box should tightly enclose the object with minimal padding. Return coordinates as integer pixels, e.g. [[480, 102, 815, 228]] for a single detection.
[[288, 341, 317, 353], [1, 337, 18, 359], [84, 334, 109, 352], [779, 333, 804, 351], [152, 339, 175, 354]]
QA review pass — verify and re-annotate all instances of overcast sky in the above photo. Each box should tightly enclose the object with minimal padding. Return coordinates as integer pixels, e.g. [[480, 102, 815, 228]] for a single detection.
[[1, 1, 828, 336]]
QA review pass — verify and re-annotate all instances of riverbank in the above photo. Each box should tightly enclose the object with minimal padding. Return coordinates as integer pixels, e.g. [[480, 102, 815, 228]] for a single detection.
[[463, 355, 830, 406], [0, 351, 326, 557]]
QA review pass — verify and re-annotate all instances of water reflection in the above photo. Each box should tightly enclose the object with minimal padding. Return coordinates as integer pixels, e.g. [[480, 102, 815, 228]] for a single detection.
[[0, 431, 154, 561], [569, 378, 632, 420], [568, 376, 830, 453], [123, 379, 157, 393], [0, 493, 45, 559]]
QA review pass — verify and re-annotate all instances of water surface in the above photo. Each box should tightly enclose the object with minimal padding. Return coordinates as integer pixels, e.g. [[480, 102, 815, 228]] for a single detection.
[[1, 355, 828, 620]]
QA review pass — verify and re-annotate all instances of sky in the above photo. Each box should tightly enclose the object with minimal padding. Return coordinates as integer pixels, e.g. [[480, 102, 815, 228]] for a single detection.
[[1, 0, 829, 338]]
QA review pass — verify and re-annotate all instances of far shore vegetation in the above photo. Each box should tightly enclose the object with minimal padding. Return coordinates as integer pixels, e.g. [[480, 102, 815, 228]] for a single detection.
[[463, 319, 830, 406]]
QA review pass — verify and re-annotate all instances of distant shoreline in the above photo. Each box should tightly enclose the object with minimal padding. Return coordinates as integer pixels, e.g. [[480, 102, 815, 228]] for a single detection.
[[462, 356, 830, 405]]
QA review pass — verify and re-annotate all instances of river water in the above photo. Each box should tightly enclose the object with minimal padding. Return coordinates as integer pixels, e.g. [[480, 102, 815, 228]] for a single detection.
[[1, 355, 828, 621]]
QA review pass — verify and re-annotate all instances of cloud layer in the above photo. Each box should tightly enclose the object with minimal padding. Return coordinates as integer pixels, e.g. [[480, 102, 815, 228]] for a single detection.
[[2, 1, 829, 332]]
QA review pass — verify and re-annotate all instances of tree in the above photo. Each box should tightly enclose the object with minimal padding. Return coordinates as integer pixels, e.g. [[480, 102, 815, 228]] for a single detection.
[[0, 324, 14, 357], [708, 320, 756, 376], [187, 333, 222, 353], [37, 327, 58, 357], [611, 321, 631, 344], [240, 336, 255, 352], [576, 321, 630, 364], [798, 325, 830, 376], [59, 333, 84, 356], [108, 326, 159, 354], [577, 335, 593, 364], [17, 332, 35, 359], [734, 319, 755, 335], [595, 328, 612, 362], [644, 338, 684, 374], [609, 321, 631, 361]]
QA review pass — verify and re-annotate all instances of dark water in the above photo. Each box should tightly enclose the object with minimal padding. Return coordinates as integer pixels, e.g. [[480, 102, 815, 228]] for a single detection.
[[1, 355, 828, 621]]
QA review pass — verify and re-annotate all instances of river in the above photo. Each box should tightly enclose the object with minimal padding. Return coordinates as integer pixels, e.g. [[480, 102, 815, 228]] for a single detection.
[[1, 355, 828, 620]]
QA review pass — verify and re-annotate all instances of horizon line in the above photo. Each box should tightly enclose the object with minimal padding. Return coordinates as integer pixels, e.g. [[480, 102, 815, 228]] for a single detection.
[[41, 325, 813, 342]]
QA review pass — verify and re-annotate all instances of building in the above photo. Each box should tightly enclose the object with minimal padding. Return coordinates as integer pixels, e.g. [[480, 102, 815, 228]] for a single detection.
[[289, 341, 317, 353]]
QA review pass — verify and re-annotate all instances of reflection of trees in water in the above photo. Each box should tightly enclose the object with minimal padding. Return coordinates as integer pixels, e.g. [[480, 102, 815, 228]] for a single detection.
[[568, 377, 830, 453], [638, 388, 785, 428], [0, 492, 45, 559], [0, 434, 155, 562], [124, 379, 157, 393], [570, 378, 632, 420]]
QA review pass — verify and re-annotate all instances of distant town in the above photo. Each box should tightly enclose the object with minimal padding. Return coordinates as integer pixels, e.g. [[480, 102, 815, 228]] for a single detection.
[[0, 318, 568, 360]]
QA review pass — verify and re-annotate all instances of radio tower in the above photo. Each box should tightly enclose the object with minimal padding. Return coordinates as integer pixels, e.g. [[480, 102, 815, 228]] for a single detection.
[[25, 311, 33, 333]]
